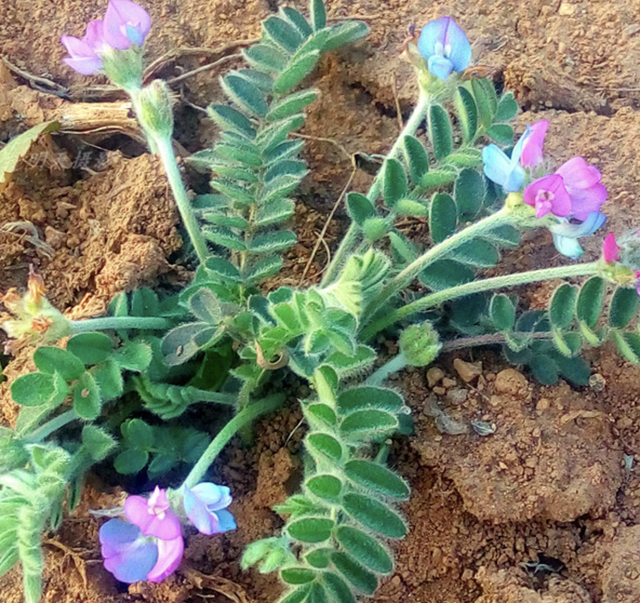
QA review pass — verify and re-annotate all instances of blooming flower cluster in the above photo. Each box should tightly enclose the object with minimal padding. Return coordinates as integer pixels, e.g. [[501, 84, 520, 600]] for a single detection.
[[61, 0, 150, 75], [482, 120, 608, 259], [99, 484, 235, 584]]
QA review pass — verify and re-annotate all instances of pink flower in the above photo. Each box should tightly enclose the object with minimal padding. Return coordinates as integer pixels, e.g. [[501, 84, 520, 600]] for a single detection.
[[603, 233, 621, 263], [61, 20, 106, 75], [520, 120, 548, 167], [556, 157, 607, 221], [523, 174, 571, 218]]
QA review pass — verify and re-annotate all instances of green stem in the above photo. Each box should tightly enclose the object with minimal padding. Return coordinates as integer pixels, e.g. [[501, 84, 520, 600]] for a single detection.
[[190, 389, 237, 405], [182, 394, 284, 489], [70, 316, 173, 333], [24, 410, 79, 443], [365, 353, 408, 386], [321, 90, 432, 286], [362, 261, 600, 340], [155, 136, 210, 264], [366, 208, 511, 319]]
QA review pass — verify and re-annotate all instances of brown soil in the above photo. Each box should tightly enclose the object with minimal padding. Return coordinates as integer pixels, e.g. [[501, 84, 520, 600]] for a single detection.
[[3, 1, 640, 603]]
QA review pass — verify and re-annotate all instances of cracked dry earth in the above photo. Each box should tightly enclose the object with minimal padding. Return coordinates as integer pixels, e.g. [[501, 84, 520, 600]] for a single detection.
[[3, 1, 640, 602]]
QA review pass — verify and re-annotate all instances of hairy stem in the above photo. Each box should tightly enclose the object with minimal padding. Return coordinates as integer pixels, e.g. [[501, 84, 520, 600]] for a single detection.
[[441, 331, 555, 353], [182, 394, 284, 489], [69, 316, 173, 333], [362, 261, 600, 340], [155, 137, 210, 264], [365, 353, 408, 386], [321, 91, 431, 286], [23, 410, 79, 443]]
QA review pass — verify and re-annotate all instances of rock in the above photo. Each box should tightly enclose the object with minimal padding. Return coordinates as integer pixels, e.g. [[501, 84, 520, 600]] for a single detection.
[[494, 368, 528, 397], [433, 386, 446, 396], [558, 2, 576, 16], [453, 358, 482, 383], [426, 367, 445, 388], [442, 377, 457, 389], [446, 389, 468, 405]]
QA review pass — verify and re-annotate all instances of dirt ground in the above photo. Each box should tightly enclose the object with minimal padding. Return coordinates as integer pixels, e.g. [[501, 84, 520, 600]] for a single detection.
[[2, 1, 640, 602]]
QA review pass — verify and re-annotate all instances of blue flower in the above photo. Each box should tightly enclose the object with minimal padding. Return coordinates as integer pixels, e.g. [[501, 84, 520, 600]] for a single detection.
[[482, 127, 532, 192], [183, 483, 236, 536], [549, 212, 607, 259], [417, 17, 471, 81]]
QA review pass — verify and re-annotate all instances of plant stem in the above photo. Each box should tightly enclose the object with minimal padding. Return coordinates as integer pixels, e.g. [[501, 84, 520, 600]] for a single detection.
[[362, 261, 600, 340], [365, 208, 511, 319], [365, 353, 408, 386], [320, 91, 431, 286], [440, 331, 554, 353], [24, 410, 79, 443], [190, 389, 237, 405], [182, 394, 284, 489], [155, 136, 210, 264], [70, 316, 173, 333]]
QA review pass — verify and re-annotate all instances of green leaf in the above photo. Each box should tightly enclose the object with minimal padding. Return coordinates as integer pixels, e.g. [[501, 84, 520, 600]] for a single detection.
[[114, 448, 148, 474], [310, 0, 326, 30], [454, 87, 478, 143], [281, 7, 313, 38], [347, 192, 376, 226], [249, 231, 297, 254], [428, 104, 453, 160], [322, 572, 356, 603], [267, 90, 319, 121], [123, 418, 154, 449], [113, 342, 153, 372], [257, 115, 305, 153], [130, 289, 160, 317], [483, 224, 522, 247], [494, 92, 519, 122], [342, 493, 406, 539], [470, 78, 497, 129], [244, 44, 288, 74], [244, 256, 284, 284], [335, 527, 393, 574], [609, 286, 639, 329], [418, 168, 457, 191], [210, 179, 255, 206], [490, 294, 516, 331], [362, 217, 390, 242], [11, 373, 59, 407], [420, 259, 474, 291], [274, 51, 321, 94], [486, 124, 514, 145], [340, 410, 398, 438], [451, 239, 499, 268], [236, 69, 275, 94], [454, 168, 485, 219], [33, 347, 84, 381], [307, 403, 337, 426], [205, 257, 242, 282], [66, 332, 113, 365], [395, 199, 428, 217], [325, 346, 376, 376], [552, 330, 582, 357], [278, 586, 313, 603], [93, 359, 124, 402], [382, 158, 407, 207], [323, 21, 369, 51], [161, 322, 213, 365], [262, 174, 306, 203], [529, 354, 559, 385], [306, 474, 342, 502], [204, 226, 247, 251], [265, 140, 305, 164], [188, 288, 222, 323], [429, 193, 457, 243], [281, 568, 317, 585], [549, 284, 578, 330], [221, 74, 268, 117], [442, 148, 482, 169], [402, 135, 429, 184], [331, 553, 378, 595], [255, 198, 296, 227], [287, 517, 334, 543], [337, 387, 403, 414], [73, 372, 101, 419], [264, 16, 304, 53], [612, 331, 640, 364], [553, 353, 591, 385], [0, 121, 59, 183], [81, 425, 116, 462], [214, 142, 262, 167], [207, 104, 256, 139], [344, 460, 409, 499], [306, 433, 343, 462], [388, 231, 418, 264], [576, 277, 605, 329]]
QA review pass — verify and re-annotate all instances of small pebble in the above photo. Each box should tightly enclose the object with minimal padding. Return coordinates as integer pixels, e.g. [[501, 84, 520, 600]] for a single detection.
[[446, 388, 468, 405], [426, 367, 445, 388], [433, 386, 446, 396], [442, 377, 457, 389], [453, 358, 482, 383]]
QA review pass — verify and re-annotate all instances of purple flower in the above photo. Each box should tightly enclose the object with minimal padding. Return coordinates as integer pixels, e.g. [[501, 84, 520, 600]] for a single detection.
[[603, 233, 621, 263], [183, 483, 236, 536], [523, 174, 571, 219], [556, 157, 607, 221], [520, 120, 548, 167], [61, 0, 151, 75], [549, 212, 606, 259], [99, 487, 184, 584], [417, 17, 471, 81]]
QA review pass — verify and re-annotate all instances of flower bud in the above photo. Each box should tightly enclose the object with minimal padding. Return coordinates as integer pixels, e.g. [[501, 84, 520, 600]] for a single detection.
[[132, 80, 175, 144], [399, 321, 442, 367]]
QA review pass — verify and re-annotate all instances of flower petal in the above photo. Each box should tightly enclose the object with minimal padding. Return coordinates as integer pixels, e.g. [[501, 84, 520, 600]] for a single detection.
[[83, 20, 106, 50], [99, 519, 158, 584], [190, 483, 233, 511], [556, 157, 601, 189], [566, 183, 607, 221], [483, 144, 524, 191], [603, 233, 621, 263], [184, 486, 219, 535], [427, 55, 454, 81], [147, 536, 184, 583], [441, 18, 471, 72], [62, 56, 103, 75], [103, 0, 151, 49], [553, 234, 585, 260], [215, 509, 237, 533], [61, 35, 98, 59], [523, 174, 570, 218], [125, 495, 182, 540], [520, 120, 548, 167], [417, 17, 449, 59]]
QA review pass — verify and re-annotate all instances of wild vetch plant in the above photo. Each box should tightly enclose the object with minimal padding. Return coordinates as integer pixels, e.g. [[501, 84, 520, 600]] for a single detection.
[[2, 2, 640, 602]]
